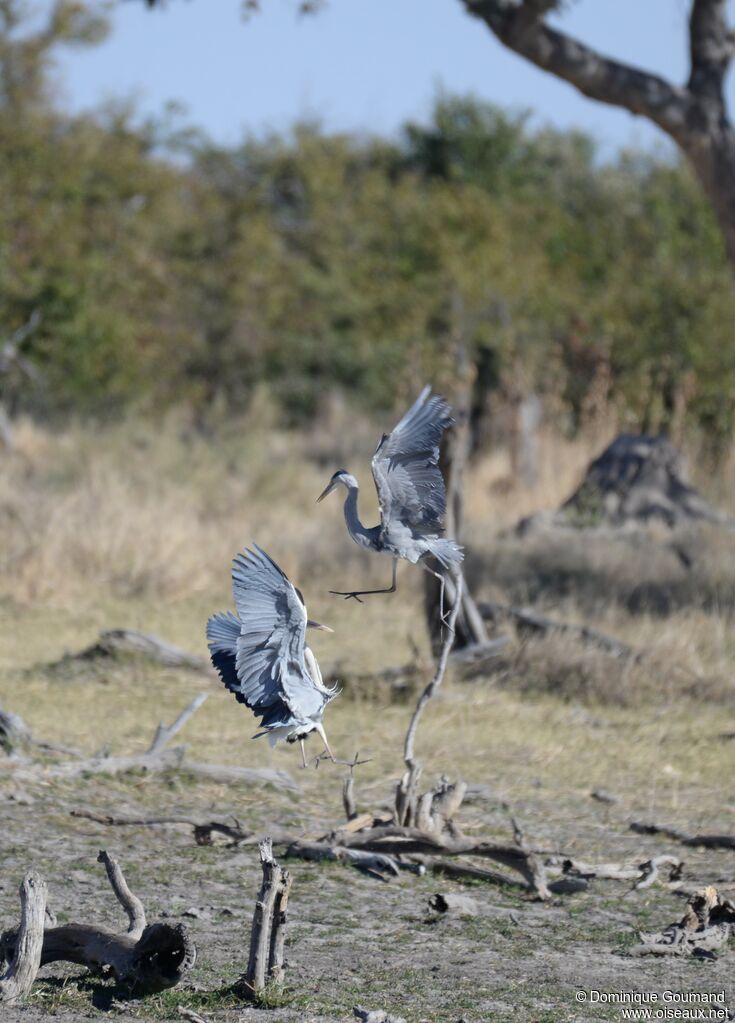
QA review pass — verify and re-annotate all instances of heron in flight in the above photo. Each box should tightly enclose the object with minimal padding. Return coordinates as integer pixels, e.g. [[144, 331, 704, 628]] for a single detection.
[[317, 386, 463, 614], [206, 545, 338, 767]]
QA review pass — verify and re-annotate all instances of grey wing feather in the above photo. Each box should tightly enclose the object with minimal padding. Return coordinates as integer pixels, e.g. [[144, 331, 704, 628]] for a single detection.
[[207, 610, 252, 704], [371, 386, 453, 533], [224, 546, 325, 721]]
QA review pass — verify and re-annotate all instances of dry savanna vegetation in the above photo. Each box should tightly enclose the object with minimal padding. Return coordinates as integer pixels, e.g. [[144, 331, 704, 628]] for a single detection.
[[1, 400, 734, 1022]]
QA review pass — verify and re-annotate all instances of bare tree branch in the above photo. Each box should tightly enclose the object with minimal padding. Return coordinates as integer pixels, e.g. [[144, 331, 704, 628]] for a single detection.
[[461, 0, 735, 268], [396, 573, 463, 826], [462, 0, 695, 142], [97, 851, 146, 940]]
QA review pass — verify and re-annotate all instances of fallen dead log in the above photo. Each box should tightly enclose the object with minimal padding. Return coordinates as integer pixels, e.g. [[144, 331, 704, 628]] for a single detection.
[[71, 809, 251, 845], [629, 885, 735, 958], [51, 629, 209, 673], [70, 810, 296, 847], [10, 695, 298, 793], [548, 855, 683, 890], [0, 851, 196, 995], [0, 872, 47, 1005], [332, 825, 552, 899], [480, 602, 635, 660], [285, 839, 423, 882], [18, 751, 298, 788], [630, 820, 735, 851]]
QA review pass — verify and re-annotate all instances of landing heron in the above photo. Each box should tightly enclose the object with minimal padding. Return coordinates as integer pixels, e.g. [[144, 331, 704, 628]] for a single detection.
[[317, 385, 464, 614], [206, 545, 338, 766]]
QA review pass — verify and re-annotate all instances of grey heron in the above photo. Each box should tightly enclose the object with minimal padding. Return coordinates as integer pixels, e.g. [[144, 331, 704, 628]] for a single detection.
[[206, 545, 338, 766], [317, 385, 463, 614]]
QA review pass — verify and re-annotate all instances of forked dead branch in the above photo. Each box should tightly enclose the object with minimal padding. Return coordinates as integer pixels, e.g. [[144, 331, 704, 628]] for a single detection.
[[3, 693, 298, 792], [0, 851, 196, 999]]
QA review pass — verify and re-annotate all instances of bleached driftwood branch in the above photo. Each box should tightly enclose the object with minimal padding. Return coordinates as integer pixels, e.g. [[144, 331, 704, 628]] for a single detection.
[[147, 693, 209, 755], [0, 852, 196, 996], [547, 854, 683, 890]]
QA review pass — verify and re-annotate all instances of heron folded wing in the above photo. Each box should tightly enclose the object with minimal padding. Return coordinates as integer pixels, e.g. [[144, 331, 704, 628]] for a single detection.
[[371, 386, 453, 535], [229, 545, 326, 721]]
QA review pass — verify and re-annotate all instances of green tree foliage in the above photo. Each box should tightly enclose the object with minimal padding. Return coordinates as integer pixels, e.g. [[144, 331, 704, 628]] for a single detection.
[[1, 7, 734, 441]]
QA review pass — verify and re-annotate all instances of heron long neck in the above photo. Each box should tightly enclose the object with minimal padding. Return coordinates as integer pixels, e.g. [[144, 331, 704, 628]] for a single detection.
[[342, 481, 373, 548]]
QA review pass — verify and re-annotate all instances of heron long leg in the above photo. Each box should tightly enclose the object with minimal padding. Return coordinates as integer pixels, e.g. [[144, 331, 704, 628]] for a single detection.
[[315, 722, 336, 762], [422, 563, 451, 628], [299, 738, 307, 769], [329, 558, 398, 602]]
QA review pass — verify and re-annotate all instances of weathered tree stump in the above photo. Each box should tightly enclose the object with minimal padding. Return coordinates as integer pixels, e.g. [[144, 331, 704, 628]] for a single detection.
[[57, 628, 209, 671], [241, 839, 291, 997], [631, 886, 735, 957], [0, 872, 47, 1004], [0, 852, 196, 996], [520, 434, 728, 532]]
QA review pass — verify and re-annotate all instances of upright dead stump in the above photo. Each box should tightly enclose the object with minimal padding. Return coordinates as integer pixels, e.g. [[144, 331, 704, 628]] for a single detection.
[[243, 839, 292, 998], [0, 871, 47, 1005]]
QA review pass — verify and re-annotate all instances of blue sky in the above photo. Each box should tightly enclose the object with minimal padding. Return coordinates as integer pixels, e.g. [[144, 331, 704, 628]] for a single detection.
[[52, 0, 735, 155]]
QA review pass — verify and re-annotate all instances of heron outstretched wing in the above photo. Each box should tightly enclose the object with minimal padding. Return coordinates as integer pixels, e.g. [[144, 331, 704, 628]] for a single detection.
[[371, 385, 453, 536], [207, 545, 325, 723]]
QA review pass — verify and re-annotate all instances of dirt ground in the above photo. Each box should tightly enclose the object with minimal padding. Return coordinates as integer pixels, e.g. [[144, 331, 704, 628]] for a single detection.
[[1, 421, 734, 1022], [2, 601, 733, 1023]]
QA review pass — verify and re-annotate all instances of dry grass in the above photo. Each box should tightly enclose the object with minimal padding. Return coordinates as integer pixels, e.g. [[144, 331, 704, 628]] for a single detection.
[[2, 407, 735, 710], [2, 409, 734, 1022]]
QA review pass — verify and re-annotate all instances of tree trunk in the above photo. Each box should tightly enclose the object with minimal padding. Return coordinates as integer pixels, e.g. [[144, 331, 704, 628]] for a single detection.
[[423, 309, 488, 655], [461, 0, 735, 274], [686, 127, 735, 268]]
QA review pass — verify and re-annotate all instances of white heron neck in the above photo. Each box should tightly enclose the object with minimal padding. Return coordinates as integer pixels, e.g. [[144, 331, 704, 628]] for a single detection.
[[342, 479, 373, 548]]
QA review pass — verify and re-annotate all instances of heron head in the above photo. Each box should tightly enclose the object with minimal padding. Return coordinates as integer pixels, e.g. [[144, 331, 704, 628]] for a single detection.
[[316, 469, 350, 503]]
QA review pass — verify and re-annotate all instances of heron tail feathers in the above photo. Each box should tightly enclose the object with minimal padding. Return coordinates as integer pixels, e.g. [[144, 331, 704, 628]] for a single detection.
[[428, 537, 464, 568]]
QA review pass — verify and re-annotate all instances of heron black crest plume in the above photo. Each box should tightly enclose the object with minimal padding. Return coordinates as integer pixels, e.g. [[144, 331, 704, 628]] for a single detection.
[[206, 545, 338, 765], [316, 386, 463, 610]]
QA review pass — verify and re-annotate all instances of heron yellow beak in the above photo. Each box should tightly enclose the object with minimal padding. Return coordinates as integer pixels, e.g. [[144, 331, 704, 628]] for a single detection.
[[316, 480, 337, 503], [307, 620, 334, 632]]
